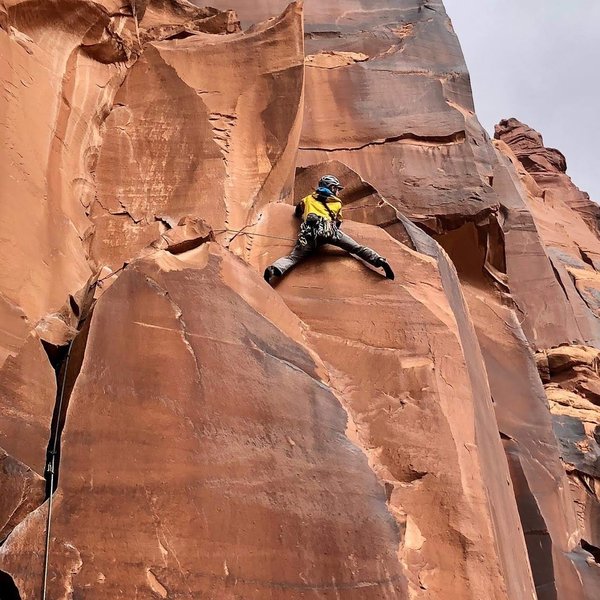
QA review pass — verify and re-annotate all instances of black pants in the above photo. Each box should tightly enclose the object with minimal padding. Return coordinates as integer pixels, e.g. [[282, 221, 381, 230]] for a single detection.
[[271, 226, 382, 276]]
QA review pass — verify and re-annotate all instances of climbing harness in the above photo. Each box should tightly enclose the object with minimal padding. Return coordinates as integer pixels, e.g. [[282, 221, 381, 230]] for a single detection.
[[298, 214, 337, 249]]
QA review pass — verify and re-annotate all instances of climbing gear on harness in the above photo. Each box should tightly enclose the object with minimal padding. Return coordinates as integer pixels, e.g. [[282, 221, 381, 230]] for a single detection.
[[264, 173, 396, 284], [377, 257, 395, 280], [298, 214, 336, 249]]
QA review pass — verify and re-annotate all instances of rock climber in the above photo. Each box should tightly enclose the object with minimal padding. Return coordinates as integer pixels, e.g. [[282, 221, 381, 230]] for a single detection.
[[264, 175, 395, 284]]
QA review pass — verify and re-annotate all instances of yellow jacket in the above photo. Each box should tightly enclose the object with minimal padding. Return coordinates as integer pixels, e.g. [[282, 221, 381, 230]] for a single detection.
[[296, 193, 343, 222]]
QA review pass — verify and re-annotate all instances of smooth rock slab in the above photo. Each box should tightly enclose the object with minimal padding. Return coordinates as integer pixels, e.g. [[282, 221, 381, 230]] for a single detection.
[[0, 245, 407, 599]]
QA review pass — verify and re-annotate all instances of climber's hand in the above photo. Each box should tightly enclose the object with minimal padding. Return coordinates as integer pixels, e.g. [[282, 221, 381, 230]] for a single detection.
[[294, 201, 305, 219]]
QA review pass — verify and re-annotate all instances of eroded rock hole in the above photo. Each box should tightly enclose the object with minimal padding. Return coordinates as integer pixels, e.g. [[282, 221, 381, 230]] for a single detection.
[[164, 30, 197, 41], [581, 539, 600, 564], [434, 221, 489, 285], [40, 340, 69, 375]]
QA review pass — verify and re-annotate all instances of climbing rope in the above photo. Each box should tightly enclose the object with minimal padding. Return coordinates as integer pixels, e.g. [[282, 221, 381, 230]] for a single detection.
[[94, 229, 296, 291], [212, 228, 296, 243], [342, 203, 382, 212], [96, 264, 127, 287]]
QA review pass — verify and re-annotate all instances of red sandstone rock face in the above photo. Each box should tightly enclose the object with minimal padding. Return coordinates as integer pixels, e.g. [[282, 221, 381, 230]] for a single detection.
[[235, 0, 499, 227], [495, 120, 600, 346], [248, 205, 536, 599], [91, 2, 304, 269], [495, 119, 600, 596], [2, 247, 410, 598], [1, 1, 600, 599]]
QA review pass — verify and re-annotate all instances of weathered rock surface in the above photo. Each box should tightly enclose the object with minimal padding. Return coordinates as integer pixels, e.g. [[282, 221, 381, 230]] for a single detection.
[[0, 333, 56, 474], [294, 0, 497, 228], [0, 449, 45, 542], [1, 246, 409, 598], [495, 119, 596, 225], [496, 121, 600, 347], [533, 345, 600, 579], [495, 121, 600, 593], [248, 204, 536, 599], [91, 1, 304, 269], [1, 0, 600, 598]]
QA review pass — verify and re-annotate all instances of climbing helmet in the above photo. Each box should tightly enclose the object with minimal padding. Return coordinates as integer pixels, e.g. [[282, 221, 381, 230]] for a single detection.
[[318, 174, 344, 193]]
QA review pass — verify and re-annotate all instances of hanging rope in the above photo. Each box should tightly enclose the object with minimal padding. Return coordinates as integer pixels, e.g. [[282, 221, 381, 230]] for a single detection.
[[212, 228, 296, 243], [342, 203, 383, 212], [96, 264, 127, 287]]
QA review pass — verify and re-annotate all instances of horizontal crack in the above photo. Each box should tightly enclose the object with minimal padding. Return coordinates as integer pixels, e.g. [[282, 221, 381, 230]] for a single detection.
[[300, 130, 465, 152]]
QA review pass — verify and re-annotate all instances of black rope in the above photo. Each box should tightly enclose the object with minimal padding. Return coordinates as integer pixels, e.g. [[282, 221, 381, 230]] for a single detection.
[[213, 228, 296, 243], [96, 264, 127, 287]]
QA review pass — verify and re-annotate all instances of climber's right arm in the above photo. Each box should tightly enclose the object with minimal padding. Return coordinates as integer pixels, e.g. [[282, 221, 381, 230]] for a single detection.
[[294, 200, 305, 219]]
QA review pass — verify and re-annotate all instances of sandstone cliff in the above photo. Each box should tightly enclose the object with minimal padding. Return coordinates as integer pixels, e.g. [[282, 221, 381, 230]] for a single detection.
[[0, 1, 598, 599]]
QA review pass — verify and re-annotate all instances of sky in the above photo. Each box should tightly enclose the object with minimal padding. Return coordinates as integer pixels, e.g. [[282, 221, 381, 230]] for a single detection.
[[443, 0, 600, 201]]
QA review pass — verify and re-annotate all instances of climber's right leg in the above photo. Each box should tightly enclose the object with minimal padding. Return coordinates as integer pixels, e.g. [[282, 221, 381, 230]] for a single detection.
[[264, 242, 314, 284]]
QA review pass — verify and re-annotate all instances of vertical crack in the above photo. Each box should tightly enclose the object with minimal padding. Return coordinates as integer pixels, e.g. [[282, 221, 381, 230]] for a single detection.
[[42, 278, 98, 497], [549, 262, 571, 304]]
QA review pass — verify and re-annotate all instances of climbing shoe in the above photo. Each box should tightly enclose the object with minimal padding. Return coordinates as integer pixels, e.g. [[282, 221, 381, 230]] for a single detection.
[[377, 258, 395, 280], [264, 266, 281, 284]]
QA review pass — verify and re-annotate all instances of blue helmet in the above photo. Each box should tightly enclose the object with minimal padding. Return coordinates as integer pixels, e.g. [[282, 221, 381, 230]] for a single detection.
[[318, 174, 344, 192]]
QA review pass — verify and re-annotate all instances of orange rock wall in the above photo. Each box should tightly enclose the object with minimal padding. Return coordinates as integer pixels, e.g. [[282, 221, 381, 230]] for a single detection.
[[0, 1, 599, 599]]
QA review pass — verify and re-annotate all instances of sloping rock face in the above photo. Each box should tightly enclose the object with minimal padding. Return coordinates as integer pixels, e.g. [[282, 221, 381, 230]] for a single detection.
[[0, 1, 599, 599]]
